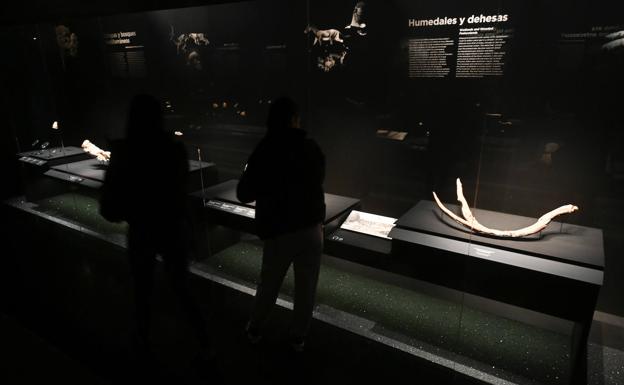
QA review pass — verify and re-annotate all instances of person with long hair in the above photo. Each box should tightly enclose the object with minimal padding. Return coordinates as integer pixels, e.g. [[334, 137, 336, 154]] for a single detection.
[[100, 94, 212, 362]]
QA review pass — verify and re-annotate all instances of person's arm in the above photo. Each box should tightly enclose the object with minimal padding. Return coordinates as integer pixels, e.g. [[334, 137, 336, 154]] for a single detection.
[[317, 144, 326, 185], [308, 140, 325, 185], [99, 141, 127, 222]]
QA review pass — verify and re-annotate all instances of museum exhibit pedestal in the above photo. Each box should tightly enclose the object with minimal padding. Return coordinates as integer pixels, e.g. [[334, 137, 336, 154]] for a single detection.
[[325, 228, 392, 269], [34, 158, 218, 196], [189, 179, 360, 237], [17, 146, 93, 200], [390, 200, 604, 385], [17, 146, 91, 169], [46, 159, 109, 189], [187, 160, 219, 192]]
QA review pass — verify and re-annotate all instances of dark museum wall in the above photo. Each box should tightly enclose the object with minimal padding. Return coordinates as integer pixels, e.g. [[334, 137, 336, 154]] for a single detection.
[[0, 0, 243, 26], [1, 0, 623, 316]]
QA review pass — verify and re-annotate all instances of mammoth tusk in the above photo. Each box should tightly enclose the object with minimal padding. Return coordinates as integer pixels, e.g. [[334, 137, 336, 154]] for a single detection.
[[432, 178, 579, 238]]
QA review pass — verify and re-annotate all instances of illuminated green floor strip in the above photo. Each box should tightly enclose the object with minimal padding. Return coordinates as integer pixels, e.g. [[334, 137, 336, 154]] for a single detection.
[[34, 193, 127, 236], [205, 241, 570, 385]]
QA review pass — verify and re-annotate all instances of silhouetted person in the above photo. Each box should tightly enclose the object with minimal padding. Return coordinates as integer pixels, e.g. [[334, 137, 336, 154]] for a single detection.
[[237, 96, 325, 352], [99, 94, 212, 361]]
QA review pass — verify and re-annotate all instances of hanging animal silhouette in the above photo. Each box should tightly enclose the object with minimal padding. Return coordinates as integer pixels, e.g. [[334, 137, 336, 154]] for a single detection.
[[304, 26, 344, 46]]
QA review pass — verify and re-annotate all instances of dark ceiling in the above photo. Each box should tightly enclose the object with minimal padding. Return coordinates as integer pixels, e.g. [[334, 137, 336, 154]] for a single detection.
[[0, 0, 247, 26]]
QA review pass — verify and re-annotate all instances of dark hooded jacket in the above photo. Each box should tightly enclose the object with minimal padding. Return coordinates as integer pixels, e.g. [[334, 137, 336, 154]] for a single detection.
[[237, 128, 325, 239]]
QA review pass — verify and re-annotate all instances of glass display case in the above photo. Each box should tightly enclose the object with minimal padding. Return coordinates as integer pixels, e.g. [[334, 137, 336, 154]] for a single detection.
[[2, 1, 623, 384]]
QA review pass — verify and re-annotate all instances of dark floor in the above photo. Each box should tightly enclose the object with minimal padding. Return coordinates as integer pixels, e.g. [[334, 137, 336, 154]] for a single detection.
[[0, 202, 486, 385], [0, 269, 479, 385], [0, 314, 109, 385]]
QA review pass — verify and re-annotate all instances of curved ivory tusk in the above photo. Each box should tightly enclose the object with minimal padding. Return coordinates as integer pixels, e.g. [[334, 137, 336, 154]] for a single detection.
[[432, 178, 579, 238]]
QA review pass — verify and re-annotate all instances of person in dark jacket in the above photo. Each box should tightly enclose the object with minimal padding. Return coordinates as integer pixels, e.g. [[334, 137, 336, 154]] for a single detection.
[[100, 94, 212, 361], [237, 96, 325, 351]]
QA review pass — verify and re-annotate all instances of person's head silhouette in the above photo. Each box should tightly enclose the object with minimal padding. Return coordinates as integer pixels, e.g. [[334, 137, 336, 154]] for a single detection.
[[266, 97, 300, 135], [126, 94, 164, 142]]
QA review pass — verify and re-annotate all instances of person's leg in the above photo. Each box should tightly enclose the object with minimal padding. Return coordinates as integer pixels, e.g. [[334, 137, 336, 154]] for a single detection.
[[248, 237, 294, 331], [291, 224, 323, 340], [161, 226, 211, 349], [128, 227, 157, 351]]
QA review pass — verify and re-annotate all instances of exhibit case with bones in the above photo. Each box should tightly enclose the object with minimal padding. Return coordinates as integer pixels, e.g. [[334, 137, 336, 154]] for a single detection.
[[2, 0, 623, 384]]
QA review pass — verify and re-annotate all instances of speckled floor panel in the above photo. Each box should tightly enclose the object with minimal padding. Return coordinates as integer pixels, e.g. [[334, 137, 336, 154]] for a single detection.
[[199, 241, 624, 385], [32, 193, 128, 237]]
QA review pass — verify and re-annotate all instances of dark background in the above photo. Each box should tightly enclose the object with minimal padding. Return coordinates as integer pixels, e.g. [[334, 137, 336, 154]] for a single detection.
[[1, 0, 623, 315]]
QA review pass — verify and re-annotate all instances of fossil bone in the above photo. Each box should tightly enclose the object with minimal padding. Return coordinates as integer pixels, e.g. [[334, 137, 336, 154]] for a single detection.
[[432, 178, 578, 238], [81, 140, 111, 161]]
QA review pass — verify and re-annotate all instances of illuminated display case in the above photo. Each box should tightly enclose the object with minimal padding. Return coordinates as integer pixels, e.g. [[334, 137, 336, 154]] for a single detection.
[[2, 1, 623, 384]]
